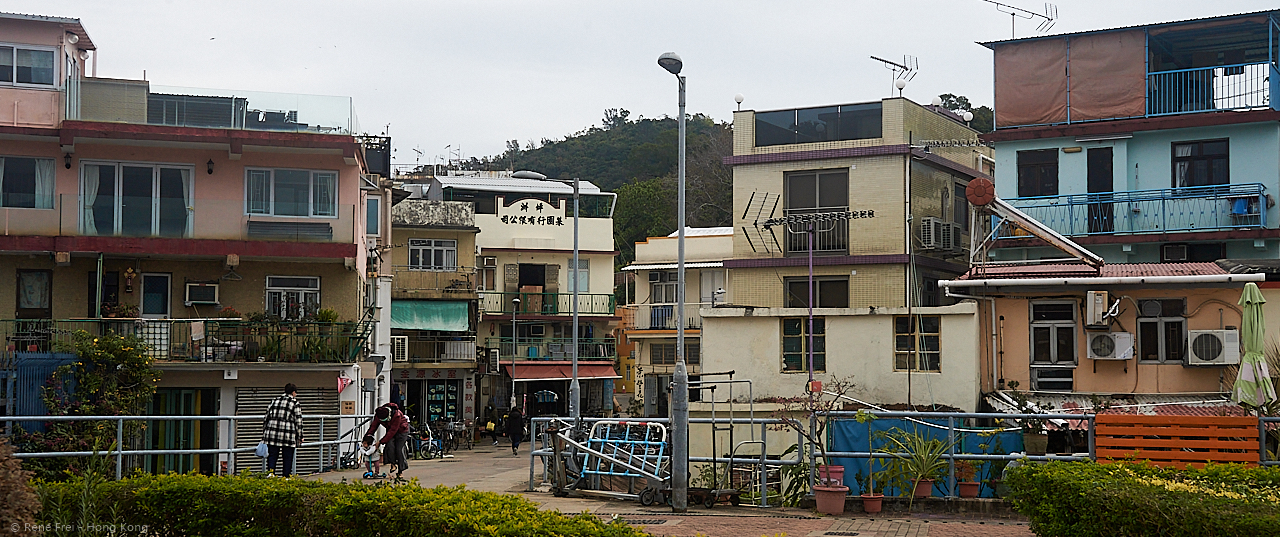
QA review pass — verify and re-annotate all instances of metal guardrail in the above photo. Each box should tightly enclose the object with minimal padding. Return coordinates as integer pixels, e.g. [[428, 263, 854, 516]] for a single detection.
[[998, 183, 1267, 238], [1148, 63, 1272, 117], [619, 303, 710, 330], [481, 291, 616, 316], [482, 337, 616, 361], [390, 266, 477, 294], [6, 413, 372, 479]]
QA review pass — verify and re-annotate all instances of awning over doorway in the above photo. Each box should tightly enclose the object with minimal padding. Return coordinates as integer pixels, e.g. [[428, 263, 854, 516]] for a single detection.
[[504, 361, 621, 382], [391, 300, 469, 332]]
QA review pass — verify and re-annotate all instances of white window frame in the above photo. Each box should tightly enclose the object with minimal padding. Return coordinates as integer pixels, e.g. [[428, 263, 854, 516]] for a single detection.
[[1029, 301, 1078, 367], [1, 155, 56, 209], [1136, 299, 1188, 364], [366, 195, 381, 237], [408, 239, 457, 271], [79, 160, 193, 237], [650, 281, 678, 304], [0, 43, 58, 89], [568, 258, 589, 293], [266, 275, 321, 320], [244, 168, 339, 218]]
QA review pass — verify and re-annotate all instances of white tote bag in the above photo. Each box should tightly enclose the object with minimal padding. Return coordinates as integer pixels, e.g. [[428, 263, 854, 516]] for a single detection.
[[255, 442, 269, 457]]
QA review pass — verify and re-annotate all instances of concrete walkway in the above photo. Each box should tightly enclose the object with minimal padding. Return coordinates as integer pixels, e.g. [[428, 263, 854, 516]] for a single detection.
[[309, 444, 1034, 537]]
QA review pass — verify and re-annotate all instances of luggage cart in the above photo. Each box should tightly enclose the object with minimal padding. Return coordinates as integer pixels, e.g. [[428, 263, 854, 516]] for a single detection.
[[576, 420, 670, 504]]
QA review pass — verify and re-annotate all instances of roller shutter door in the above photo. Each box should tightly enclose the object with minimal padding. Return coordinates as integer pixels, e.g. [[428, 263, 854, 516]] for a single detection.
[[234, 387, 339, 475]]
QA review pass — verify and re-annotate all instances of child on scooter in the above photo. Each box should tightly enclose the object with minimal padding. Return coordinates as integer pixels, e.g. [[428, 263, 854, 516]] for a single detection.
[[360, 434, 386, 479]]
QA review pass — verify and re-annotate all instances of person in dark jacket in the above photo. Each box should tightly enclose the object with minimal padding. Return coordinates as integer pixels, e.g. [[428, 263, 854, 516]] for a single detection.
[[505, 406, 524, 455], [262, 383, 303, 477], [483, 402, 502, 446], [365, 402, 409, 479]]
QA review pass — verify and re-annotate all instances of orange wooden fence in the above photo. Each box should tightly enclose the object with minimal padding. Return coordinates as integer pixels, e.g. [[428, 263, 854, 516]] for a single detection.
[[1094, 414, 1259, 468]]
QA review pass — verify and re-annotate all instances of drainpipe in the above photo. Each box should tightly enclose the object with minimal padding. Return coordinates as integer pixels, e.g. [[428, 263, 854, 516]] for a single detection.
[[945, 287, 999, 394]]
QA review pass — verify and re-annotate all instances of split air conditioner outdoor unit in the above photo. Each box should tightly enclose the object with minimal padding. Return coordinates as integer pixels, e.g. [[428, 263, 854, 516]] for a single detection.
[[1186, 330, 1240, 366], [487, 348, 500, 374], [1087, 331, 1133, 360]]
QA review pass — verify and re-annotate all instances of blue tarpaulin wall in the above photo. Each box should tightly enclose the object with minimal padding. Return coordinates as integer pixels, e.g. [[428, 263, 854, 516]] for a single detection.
[[14, 352, 77, 433], [828, 418, 1024, 498]]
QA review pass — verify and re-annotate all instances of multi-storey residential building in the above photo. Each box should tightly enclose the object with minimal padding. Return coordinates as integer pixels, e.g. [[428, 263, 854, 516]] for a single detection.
[[411, 171, 619, 417], [701, 97, 993, 411], [387, 199, 480, 426], [621, 227, 731, 417], [982, 10, 1280, 263], [0, 12, 385, 474]]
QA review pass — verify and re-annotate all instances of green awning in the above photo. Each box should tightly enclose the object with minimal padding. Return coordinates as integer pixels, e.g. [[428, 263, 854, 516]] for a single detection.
[[391, 301, 470, 332]]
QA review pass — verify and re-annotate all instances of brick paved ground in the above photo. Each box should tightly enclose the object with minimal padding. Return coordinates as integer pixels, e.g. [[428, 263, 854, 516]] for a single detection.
[[606, 515, 1036, 537]]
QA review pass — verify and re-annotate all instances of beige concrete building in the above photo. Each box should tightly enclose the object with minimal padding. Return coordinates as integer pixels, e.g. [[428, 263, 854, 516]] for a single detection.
[[701, 97, 993, 410]]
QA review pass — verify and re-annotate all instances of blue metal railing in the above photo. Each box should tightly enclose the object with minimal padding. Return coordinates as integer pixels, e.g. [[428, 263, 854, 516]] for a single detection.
[[997, 183, 1267, 239], [1148, 63, 1273, 117]]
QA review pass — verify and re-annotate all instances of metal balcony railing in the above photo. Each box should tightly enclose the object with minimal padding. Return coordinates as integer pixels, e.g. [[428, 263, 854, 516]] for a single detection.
[[390, 266, 476, 294], [619, 303, 710, 330], [997, 183, 1267, 238], [480, 291, 616, 316], [482, 337, 616, 361], [783, 207, 849, 255], [0, 318, 370, 368], [1148, 63, 1274, 116]]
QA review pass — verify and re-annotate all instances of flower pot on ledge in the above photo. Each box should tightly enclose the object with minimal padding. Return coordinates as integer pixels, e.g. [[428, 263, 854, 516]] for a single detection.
[[860, 493, 884, 513], [958, 481, 980, 498], [1023, 432, 1048, 456], [813, 484, 849, 515], [912, 478, 935, 498]]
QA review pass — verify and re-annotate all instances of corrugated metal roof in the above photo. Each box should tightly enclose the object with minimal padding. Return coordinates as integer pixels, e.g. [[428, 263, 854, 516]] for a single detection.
[[0, 12, 95, 50], [961, 262, 1227, 280], [620, 261, 724, 271], [666, 227, 733, 238], [980, 9, 1279, 48], [986, 392, 1242, 430], [436, 174, 603, 195]]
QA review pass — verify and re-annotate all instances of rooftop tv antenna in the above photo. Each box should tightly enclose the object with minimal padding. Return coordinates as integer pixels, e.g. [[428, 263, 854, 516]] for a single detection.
[[742, 191, 781, 254], [871, 54, 918, 88], [983, 0, 1057, 39]]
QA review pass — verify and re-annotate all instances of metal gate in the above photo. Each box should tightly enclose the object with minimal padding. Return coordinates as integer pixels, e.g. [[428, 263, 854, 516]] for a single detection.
[[234, 387, 338, 474]]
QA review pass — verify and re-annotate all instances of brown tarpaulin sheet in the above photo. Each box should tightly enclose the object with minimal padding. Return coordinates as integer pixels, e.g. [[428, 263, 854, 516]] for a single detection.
[[995, 37, 1068, 127], [1068, 30, 1147, 121]]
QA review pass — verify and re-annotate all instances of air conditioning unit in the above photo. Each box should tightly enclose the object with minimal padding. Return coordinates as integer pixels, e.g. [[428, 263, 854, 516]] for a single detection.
[[1186, 330, 1240, 366], [487, 348, 500, 374], [391, 336, 409, 362], [482, 256, 497, 268], [1087, 331, 1134, 360], [949, 223, 963, 250], [920, 217, 941, 249], [184, 283, 220, 305], [1162, 244, 1189, 262], [937, 220, 954, 251], [1086, 291, 1109, 327], [648, 271, 663, 283], [529, 324, 545, 338]]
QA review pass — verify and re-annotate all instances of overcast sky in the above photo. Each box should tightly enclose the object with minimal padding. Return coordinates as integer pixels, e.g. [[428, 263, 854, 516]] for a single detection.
[[18, 1, 1280, 168]]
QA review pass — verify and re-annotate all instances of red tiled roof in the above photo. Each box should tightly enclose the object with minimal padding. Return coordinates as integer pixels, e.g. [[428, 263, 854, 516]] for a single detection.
[[961, 262, 1228, 280]]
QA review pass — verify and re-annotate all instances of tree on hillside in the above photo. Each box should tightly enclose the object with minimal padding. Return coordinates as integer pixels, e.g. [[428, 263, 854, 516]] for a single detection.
[[937, 94, 994, 134], [613, 177, 677, 267]]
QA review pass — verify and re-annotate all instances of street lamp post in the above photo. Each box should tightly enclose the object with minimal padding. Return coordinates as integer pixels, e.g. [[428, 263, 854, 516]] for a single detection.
[[512, 296, 520, 410], [657, 50, 688, 514], [511, 170, 581, 423]]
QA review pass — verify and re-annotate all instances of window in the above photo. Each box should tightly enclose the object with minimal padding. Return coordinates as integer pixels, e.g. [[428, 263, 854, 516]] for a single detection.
[[754, 103, 882, 146], [699, 270, 726, 303], [408, 239, 457, 271], [651, 342, 700, 365], [16, 270, 51, 319], [0, 156, 55, 209], [0, 45, 56, 86], [1138, 299, 1186, 363], [784, 170, 849, 254], [1173, 140, 1228, 187], [1017, 149, 1058, 197], [87, 271, 120, 317], [567, 258, 589, 293], [81, 162, 191, 237], [266, 276, 320, 320], [1030, 302, 1077, 366], [245, 169, 337, 217], [782, 317, 825, 372], [785, 277, 849, 308], [366, 196, 380, 236], [477, 256, 497, 291], [954, 182, 969, 232], [894, 315, 941, 372], [651, 277, 679, 303]]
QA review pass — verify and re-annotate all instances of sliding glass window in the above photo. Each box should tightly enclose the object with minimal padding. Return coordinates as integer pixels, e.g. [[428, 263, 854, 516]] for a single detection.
[[245, 168, 337, 217], [81, 162, 192, 237]]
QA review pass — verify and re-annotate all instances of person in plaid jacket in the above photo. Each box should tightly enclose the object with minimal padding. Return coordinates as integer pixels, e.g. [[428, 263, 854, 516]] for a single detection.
[[262, 383, 304, 476]]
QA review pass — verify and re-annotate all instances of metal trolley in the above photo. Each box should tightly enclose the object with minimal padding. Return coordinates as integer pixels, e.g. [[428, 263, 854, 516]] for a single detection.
[[569, 420, 670, 504]]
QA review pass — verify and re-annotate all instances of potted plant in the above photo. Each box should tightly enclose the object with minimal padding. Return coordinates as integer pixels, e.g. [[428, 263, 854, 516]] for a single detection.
[[771, 376, 858, 514], [1006, 381, 1051, 456], [314, 308, 339, 336], [875, 427, 954, 507], [246, 311, 271, 335], [859, 467, 886, 513], [113, 303, 140, 318], [955, 460, 980, 498]]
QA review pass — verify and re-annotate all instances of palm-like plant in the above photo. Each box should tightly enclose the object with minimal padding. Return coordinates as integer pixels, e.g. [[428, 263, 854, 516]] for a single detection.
[[874, 427, 955, 507]]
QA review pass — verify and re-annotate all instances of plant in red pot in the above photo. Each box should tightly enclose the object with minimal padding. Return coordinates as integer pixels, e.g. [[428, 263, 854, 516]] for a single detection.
[[874, 427, 954, 509], [772, 376, 858, 515], [955, 460, 980, 498]]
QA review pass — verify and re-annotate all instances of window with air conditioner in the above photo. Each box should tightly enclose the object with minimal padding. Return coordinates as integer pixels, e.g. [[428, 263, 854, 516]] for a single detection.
[[1030, 301, 1076, 389], [184, 283, 219, 305], [1137, 299, 1186, 364]]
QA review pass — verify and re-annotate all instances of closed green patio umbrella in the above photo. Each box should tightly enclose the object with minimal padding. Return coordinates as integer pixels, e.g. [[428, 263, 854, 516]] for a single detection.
[[1232, 282, 1276, 408]]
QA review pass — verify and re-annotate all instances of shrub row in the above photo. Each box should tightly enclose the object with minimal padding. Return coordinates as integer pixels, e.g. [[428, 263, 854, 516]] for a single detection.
[[35, 473, 645, 537], [1006, 461, 1280, 537]]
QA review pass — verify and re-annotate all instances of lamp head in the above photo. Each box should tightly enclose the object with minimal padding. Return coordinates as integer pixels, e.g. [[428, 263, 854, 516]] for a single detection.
[[512, 297, 521, 304], [734, 94, 744, 105], [657, 52, 683, 75], [894, 79, 907, 90], [714, 288, 726, 296], [931, 96, 943, 106], [511, 170, 547, 180], [963, 111, 975, 122]]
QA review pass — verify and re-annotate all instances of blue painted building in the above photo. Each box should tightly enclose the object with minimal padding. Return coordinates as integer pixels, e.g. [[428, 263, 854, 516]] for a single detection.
[[981, 11, 1280, 263]]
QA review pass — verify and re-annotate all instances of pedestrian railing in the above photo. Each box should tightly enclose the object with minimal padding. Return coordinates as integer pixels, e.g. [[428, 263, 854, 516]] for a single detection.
[[5, 413, 372, 479]]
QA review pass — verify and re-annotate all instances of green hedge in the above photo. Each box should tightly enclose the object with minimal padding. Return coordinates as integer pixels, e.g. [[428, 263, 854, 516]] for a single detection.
[[34, 473, 645, 537], [1006, 461, 1280, 537]]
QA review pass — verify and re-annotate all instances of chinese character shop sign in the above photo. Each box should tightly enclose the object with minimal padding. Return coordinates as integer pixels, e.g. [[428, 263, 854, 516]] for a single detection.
[[499, 198, 565, 227]]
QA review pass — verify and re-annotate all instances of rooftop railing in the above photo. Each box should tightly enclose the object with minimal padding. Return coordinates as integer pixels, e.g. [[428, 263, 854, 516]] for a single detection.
[[480, 291, 616, 316], [482, 337, 616, 361], [1148, 62, 1274, 117], [997, 183, 1267, 238]]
